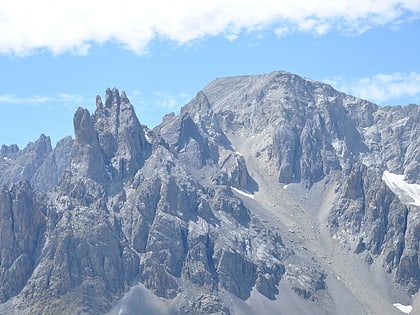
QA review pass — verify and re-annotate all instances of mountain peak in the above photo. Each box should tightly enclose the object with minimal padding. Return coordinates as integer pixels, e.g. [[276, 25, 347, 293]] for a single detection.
[[0, 72, 419, 315], [73, 89, 152, 183], [73, 107, 101, 149], [105, 87, 121, 108], [120, 90, 129, 102], [96, 94, 103, 108]]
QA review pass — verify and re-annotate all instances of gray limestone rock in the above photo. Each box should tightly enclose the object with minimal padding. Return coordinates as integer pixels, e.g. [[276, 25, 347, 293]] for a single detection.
[[285, 263, 326, 301], [0, 73, 418, 314], [217, 250, 257, 300], [0, 134, 74, 192], [0, 181, 46, 303], [0, 135, 52, 189], [328, 163, 417, 292], [94, 88, 151, 181]]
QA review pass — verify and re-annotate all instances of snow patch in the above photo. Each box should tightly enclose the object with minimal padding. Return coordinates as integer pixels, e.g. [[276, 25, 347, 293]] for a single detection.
[[382, 171, 420, 207], [235, 151, 243, 156], [393, 303, 413, 314], [145, 133, 152, 143], [283, 184, 288, 189], [231, 187, 255, 199]]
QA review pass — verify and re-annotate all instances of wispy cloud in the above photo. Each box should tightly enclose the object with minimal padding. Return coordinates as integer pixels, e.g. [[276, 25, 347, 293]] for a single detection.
[[0, 0, 418, 56], [325, 72, 420, 104], [151, 92, 191, 110], [0, 90, 191, 114], [0, 93, 87, 109], [0, 94, 52, 104], [131, 90, 191, 111]]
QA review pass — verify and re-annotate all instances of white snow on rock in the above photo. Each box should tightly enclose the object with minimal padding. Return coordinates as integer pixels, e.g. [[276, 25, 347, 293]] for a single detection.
[[231, 187, 255, 199], [393, 303, 413, 314], [145, 133, 153, 143], [382, 171, 420, 207], [235, 151, 243, 156]]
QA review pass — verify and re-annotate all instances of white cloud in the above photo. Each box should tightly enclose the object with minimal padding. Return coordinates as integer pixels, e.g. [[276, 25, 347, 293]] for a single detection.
[[325, 72, 420, 104], [153, 91, 191, 109], [0, 93, 86, 108], [0, 90, 191, 118], [274, 27, 290, 37], [0, 94, 52, 104], [0, 0, 418, 56], [57, 93, 85, 105], [132, 90, 191, 110]]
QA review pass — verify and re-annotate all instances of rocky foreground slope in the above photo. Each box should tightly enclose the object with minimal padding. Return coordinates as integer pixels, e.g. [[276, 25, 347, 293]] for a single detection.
[[0, 71, 418, 314]]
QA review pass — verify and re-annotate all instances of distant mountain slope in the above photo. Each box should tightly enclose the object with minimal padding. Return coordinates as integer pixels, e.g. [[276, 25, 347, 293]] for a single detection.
[[0, 72, 418, 315]]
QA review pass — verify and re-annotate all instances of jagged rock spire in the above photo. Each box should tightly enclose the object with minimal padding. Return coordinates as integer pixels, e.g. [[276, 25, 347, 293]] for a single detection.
[[105, 87, 121, 108], [73, 107, 98, 147], [71, 89, 151, 185]]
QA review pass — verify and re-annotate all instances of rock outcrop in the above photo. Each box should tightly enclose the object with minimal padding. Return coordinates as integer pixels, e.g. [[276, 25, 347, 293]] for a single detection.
[[0, 181, 46, 303], [0, 134, 73, 192], [0, 72, 418, 314]]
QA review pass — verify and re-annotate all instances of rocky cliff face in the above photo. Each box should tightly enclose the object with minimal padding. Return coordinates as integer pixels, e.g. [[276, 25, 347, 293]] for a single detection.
[[201, 72, 420, 297], [0, 181, 47, 303], [0, 134, 73, 192], [0, 72, 418, 315], [202, 73, 368, 186]]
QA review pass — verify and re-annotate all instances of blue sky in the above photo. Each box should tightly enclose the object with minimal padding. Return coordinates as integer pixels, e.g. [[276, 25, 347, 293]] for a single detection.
[[0, 0, 419, 148]]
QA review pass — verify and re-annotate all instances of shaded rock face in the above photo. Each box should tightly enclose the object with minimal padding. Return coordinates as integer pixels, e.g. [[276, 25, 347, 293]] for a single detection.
[[157, 91, 256, 191], [155, 112, 211, 168], [32, 136, 74, 192], [0, 73, 418, 314], [345, 103, 420, 184], [60, 89, 153, 210], [0, 134, 73, 192], [70, 88, 151, 187], [329, 163, 418, 293], [0, 181, 46, 303], [285, 263, 326, 301], [326, 104, 420, 294], [18, 203, 140, 314], [118, 145, 289, 306], [94, 89, 150, 181]]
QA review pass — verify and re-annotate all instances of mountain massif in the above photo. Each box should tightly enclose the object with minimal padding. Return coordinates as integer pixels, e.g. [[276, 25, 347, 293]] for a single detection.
[[0, 71, 419, 314]]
